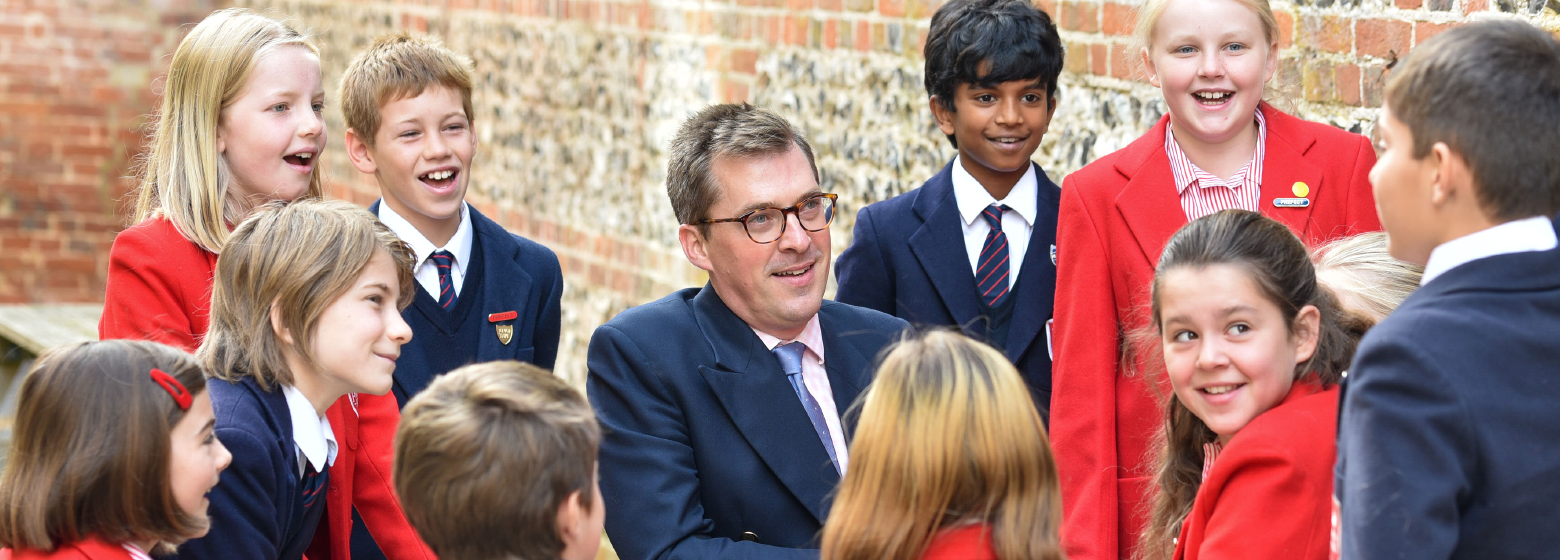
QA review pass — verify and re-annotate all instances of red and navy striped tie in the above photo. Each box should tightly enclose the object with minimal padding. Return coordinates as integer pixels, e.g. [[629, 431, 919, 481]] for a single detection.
[[975, 205, 1011, 307], [431, 250, 457, 310], [301, 461, 326, 508]]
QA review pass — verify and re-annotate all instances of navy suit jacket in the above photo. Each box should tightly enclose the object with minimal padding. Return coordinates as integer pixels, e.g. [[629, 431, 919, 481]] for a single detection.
[[368, 200, 563, 405], [834, 160, 1059, 421], [587, 285, 909, 560], [177, 378, 322, 560], [1336, 215, 1560, 560]]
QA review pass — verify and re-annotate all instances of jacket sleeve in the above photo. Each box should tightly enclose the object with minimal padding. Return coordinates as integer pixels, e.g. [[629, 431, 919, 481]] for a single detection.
[[533, 253, 564, 370], [1343, 135, 1383, 235], [176, 427, 284, 560], [1336, 335, 1471, 560], [347, 393, 437, 560], [586, 324, 817, 560], [833, 206, 895, 314], [98, 225, 201, 352], [1195, 443, 1328, 560], [1051, 177, 1121, 560]]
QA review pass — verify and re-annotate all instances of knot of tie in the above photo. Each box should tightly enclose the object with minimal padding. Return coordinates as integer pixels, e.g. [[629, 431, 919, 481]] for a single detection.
[[981, 204, 1008, 230], [431, 250, 457, 310], [773, 341, 806, 376]]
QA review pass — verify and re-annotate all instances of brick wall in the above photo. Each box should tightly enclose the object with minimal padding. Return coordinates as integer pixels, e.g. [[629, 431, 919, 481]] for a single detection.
[[0, 0, 218, 303], [3, 0, 1556, 383]]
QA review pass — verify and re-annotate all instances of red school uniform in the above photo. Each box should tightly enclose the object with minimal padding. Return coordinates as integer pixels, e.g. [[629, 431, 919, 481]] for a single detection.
[[96, 217, 433, 560], [0, 536, 141, 560], [1051, 102, 1380, 560], [1174, 382, 1339, 560]]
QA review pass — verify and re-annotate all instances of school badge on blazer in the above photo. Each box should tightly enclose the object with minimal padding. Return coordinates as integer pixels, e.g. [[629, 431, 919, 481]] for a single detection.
[[488, 310, 518, 345]]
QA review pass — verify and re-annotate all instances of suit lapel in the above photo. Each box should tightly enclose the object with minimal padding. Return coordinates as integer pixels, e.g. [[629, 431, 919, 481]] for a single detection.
[[1114, 119, 1189, 268], [1006, 163, 1060, 362], [471, 206, 534, 360], [908, 162, 983, 329], [1257, 106, 1322, 240], [690, 286, 840, 524], [817, 302, 869, 438]]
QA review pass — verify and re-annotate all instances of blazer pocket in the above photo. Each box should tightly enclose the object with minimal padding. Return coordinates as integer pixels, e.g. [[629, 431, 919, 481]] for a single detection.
[[514, 346, 536, 364]]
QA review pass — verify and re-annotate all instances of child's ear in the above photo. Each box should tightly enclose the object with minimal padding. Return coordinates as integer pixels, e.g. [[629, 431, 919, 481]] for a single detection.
[[678, 224, 715, 273], [1292, 304, 1321, 365], [555, 489, 586, 548], [1263, 41, 1280, 84], [1428, 141, 1475, 211], [929, 96, 956, 137], [269, 301, 294, 346], [1142, 47, 1161, 88], [344, 128, 378, 175]]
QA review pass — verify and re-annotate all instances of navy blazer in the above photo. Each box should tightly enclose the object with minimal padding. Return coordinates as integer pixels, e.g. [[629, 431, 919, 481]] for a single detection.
[[1335, 215, 1560, 560], [834, 160, 1059, 421], [368, 200, 563, 405], [177, 378, 322, 560], [587, 285, 909, 560]]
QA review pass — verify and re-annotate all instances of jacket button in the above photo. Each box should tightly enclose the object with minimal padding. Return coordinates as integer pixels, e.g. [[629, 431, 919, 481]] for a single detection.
[[740, 532, 759, 543]]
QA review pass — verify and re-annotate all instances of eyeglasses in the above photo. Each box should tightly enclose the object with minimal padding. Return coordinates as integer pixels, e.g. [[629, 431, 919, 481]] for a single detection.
[[695, 193, 838, 244]]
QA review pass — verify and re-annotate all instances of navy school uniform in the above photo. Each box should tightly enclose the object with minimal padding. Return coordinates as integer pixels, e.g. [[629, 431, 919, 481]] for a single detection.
[[368, 201, 564, 408], [834, 160, 1060, 422], [175, 378, 325, 560]]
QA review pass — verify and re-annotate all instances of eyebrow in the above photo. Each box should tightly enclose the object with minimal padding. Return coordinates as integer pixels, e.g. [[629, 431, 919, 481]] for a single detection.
[[735, 190, 824, 215], [394, 110, 468, 127], [1161, 304, 1259, 326], [202, 419, 216, 432], [362, 282, 393, 293]]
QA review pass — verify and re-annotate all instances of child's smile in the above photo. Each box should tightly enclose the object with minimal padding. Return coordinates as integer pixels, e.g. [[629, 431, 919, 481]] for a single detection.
[[932, 79, 1056, 199]]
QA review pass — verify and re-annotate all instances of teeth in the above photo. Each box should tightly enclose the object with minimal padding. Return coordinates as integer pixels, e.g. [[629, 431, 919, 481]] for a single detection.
[[297, 152, 311, 159], [775, 267, 807, 277], [422, 170, 454, 181], [1204, 385, 1238, 395], [1196, 92, 1230, 100]]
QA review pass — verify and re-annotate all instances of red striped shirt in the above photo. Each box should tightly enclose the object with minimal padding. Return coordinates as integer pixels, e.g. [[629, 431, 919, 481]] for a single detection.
[[1166, 109, 1267, 221]]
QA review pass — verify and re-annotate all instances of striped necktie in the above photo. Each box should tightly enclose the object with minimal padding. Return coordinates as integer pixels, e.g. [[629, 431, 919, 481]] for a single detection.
[[301, 461, 327, 508], [431, 250, 457, 310], [975, 205, 1012, 307]]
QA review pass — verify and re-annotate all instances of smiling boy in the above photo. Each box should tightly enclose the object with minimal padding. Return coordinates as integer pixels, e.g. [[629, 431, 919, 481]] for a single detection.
[[1334, 21, 1560, 560], [834, 0, 1064, 421], [337, 33, 564, 560]]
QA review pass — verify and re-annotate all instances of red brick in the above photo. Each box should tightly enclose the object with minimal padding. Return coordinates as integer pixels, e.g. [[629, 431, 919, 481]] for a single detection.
[[818, 0, 841, 11], [1109, 42, 1135, 80], [1037, 0, 1057, 17], [881, 0, 905, 17], [1090, 43, 1107, 76], [722, 78, 750, 103], [731, 48, 758, 74], [1102, 2, 1135, 36], [823, 19, 838, 48], [1464, 0, 1489, 12], [855, 20, 871, 51], [786, 16, 809, 45], [1301, 15, 1352, 54], [1415, 21, 1458, 46], [1337, 63, 1362, 106], [1395, 0, 1423, 7], [1074, 1, 1099, 33], [1273, 10, 1294, 49], [1357, 19, 1410, 59]]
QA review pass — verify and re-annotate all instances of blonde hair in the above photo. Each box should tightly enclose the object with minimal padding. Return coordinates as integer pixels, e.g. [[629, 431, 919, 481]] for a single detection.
[[198, 198, 414, 390], [1312, 232, 1423, 327], [132, 8, 324, 254], [395, 361, 600, 560], [1133, 0, 1279, 55], [821, 330, 1063, 560], [339, 32, 475, 147]]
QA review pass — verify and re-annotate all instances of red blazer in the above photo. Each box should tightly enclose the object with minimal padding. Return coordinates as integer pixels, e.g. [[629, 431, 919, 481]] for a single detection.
[[1173, 383, 1338, 560], [100, 216, 217, 352], [1, 537, 134, 560], [921, 525, 998, 560], [96, 217, 433, 560], [1052, 102, 1380, 560]]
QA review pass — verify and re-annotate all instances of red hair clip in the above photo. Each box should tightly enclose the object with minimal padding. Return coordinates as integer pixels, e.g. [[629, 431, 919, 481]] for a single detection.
[[150, 368, 193, 411]]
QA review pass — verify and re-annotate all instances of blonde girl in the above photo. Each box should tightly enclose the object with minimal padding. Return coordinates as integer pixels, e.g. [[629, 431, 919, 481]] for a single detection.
[[1311, 232, 1423, 329], [99, 7, 325, 351], [821, 330, 1063, 560], [1049, 1, 1381, 557]]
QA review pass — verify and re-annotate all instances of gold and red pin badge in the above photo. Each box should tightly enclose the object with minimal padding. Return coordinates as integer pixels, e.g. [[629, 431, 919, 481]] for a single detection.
[[488, 310, 517, 345], [1274, 182, 1311, 208]]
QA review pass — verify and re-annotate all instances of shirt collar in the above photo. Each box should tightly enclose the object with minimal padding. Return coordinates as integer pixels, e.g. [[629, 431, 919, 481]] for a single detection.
[[951, 155, 1038, 228], [378, 200, 474, 272], [1422, 215, 1559, 285], [281, 385, 338, 472], [1166, 108, 1267, 193], [750, 314, 827, 364]]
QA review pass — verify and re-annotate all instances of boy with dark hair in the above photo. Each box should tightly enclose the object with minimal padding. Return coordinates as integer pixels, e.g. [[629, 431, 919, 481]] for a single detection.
[[834, 0, 1064, 421], [1335, 20, 1560, 560], [396, 361, 604, 560]]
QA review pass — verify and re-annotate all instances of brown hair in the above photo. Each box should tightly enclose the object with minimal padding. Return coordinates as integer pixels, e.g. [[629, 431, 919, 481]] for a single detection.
[[0, 340, 208, 554], [1312, 232, 1422, 330], [1384, 20, 1560, 221], [394, 361, 601, 560], [821, 330, 1063, 560], [339, 32, 475, 147], [1138, 210, 1356, 560], [132, 8, 323, 254], [198, 198, 415, 390], [666, 103, 820, 229]]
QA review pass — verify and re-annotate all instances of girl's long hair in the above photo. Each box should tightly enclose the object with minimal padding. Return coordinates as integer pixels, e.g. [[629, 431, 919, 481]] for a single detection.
[[1137, 210, 1358, 560], [132, 8, 322, 254], [821, 330, 1063, 560]]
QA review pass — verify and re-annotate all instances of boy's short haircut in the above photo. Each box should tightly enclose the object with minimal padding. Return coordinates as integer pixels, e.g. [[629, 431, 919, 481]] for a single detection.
[[199, 198, 416, 390], [395, 361, 601, 560], [340, 32, 475, 147], [923, 0, 1064, 142], [1384, 20, 1560, 221], [666, 103, 819, 229]]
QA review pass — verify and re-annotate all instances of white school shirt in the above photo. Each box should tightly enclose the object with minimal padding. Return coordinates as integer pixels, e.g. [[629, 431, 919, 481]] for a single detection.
[[282, 385, 338, 477], [378, 201, 475, 300], [952, 155, 1037, 289], [751, 315, 849, 473], [1421, 216, 1559, 286]]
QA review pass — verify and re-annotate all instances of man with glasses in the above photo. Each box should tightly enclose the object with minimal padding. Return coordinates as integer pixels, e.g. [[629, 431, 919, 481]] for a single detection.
[[586, 104, 909, 560]]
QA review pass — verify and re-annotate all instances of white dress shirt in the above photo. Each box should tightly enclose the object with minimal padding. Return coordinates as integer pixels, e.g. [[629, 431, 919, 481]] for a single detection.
[[952, 155, 1037, 289], [751, 315, 849, 473], [1421, 216, 1558, 286], [282, 385, 339, 477], [378, 201, 474, 300]]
